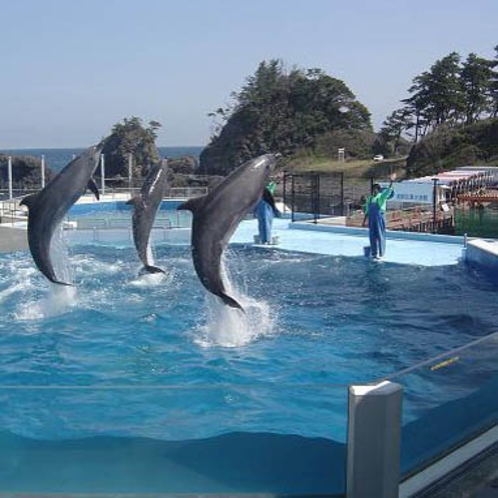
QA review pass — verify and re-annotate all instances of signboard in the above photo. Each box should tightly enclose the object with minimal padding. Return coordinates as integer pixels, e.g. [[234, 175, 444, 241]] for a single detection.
[[379, 182, 437, 205]]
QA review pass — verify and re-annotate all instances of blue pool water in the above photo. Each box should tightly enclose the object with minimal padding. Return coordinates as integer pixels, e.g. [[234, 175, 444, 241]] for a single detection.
[[0, 222, 497, 495], [0, 240, 497, 444]]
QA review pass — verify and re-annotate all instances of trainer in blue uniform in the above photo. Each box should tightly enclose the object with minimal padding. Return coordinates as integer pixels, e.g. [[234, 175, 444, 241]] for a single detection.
[[254, 180, 281, 244], [362, 173, 397, 260]]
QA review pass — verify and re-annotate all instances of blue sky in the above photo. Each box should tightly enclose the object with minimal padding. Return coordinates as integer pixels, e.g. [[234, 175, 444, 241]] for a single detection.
[[1, 0, 496, 148]]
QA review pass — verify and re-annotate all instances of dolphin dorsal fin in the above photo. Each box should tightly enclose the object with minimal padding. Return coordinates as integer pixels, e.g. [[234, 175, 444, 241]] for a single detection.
[[126, 196, 142, 207], [177, 195, 207, 213], [87, 178, 100, 200], [20, 193, 40, 210]]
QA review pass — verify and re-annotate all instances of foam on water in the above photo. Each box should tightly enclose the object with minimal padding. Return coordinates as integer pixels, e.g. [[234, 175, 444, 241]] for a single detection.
[[130, 271, 170, 288], [15, 284, 78, 321], [14, 226, 78, 321], [194, 257, 277, 348]]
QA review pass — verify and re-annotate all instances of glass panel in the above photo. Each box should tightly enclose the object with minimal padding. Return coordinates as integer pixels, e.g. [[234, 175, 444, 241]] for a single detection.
[[386, 332, 498, 477], [0, 383, 347, 496]]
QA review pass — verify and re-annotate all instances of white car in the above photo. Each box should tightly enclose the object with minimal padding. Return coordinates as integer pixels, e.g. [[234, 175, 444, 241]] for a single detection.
[[373, 155, 384, 162]]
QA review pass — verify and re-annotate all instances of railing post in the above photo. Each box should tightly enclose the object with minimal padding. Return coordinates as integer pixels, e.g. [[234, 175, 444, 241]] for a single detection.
[[432, 178, 438, 234], [8, 156, 13, 199], [291, 174, 295, 223], [128, 153, 133, 192], [41, 154, 46, 189], [100, 154, 106, 196], [347, 381, 402, 498], [340, 171, 345, 216]]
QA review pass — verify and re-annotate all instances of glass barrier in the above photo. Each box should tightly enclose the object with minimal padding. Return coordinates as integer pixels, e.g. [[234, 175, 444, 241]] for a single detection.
[[0, 382, 348, 496], [385, 332, 498, 478]]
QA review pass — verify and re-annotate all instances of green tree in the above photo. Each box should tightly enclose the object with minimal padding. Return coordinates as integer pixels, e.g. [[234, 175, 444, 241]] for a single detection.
[[461, 53, 495, 124], [100, 117, 161, 182], [380, 108, 412, 154], [200, 59, 371, 175], [425, 52, 465, 127], [402, 71, 433, 141], [490, 45, 498, 118]]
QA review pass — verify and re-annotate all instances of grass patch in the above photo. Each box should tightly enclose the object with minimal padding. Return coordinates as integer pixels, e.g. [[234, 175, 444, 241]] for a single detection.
[[285, 156, 407, 178]]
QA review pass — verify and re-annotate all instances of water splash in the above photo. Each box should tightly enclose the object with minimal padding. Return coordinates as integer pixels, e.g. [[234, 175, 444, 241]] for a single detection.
[[194, 257, 277, 348], [130, 271, 170, 288], [15, 284, 78, 320], [15, 225, 78, 320], [195, 294, 276, 348]]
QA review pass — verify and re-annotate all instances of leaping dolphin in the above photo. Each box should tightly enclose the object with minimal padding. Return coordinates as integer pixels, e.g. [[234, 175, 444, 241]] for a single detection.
[[20, 145, 102, 286], [178, 153, 280, 311], [127, 159, 169, 274]]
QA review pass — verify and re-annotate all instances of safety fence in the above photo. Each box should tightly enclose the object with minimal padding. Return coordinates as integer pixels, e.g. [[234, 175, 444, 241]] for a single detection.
[[282, 171, 461, 235], [454, 206, 498, 238], [282, 172, 373, 222]]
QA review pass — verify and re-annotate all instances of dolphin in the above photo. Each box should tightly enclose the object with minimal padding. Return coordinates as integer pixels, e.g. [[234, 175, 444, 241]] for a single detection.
[[178, 153, 280, 311], [20, 145, 102, 286], [126, 159, 169, 274]]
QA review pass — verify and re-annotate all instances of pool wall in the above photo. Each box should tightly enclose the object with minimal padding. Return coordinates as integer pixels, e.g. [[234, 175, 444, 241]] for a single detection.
[[465, 239, 498, 276], [69, 199, 185, 215], [289, 220, 465, 245]]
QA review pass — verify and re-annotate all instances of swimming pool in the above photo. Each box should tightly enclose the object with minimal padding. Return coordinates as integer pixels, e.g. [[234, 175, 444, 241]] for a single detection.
[[1, 215, 497, 495]]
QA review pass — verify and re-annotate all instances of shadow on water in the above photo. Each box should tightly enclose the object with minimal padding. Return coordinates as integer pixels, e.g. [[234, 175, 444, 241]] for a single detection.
[[0, 430, 346, 496]]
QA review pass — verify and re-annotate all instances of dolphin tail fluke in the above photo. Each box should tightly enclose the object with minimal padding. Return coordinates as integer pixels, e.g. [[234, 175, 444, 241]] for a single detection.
[[220, 293, 245, 313], [142, 265, 166, 275], [51, 279, 74, 287]]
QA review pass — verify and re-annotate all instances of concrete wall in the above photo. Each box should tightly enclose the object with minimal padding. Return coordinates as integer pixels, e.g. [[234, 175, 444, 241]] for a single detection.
[[465, 239, 498, 274]]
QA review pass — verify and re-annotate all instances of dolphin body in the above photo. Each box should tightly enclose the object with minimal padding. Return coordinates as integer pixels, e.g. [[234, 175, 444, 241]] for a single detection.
[[127, 159, 169, 274], [178, 153, 279, 311], [20, 145, 102, 286]]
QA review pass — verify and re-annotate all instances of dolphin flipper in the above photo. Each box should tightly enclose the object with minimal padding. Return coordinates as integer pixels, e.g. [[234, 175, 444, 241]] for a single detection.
[[87, 178, 100, 200]]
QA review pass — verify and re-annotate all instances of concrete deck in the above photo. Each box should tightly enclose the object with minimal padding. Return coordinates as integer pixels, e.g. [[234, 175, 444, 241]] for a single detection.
[[0, 226, 27, 252], [232, 218, 465, 267]]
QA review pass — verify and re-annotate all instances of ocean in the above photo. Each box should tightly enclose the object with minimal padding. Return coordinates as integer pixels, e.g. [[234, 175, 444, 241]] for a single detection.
[[0, 146, 204, 172]]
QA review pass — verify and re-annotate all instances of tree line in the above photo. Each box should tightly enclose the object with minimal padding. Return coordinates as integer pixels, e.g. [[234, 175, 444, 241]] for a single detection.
[[381, 45, 498, 154], [200, 59, 372, 174]]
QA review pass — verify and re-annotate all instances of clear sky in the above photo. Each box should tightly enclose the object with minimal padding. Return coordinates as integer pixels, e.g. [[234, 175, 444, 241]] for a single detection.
[[1, 0, 496, 148]]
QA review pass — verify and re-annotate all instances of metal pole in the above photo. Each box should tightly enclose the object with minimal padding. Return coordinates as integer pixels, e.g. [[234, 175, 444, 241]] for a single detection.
[[282, 171, 287, 214], [100, 153, 106, 196], [347, 381, 402, 498], [291, 174, 295, 223], [432, 178, 438, 234], [128, 153, 133, 192], [340, 172, 345, 216], [41, 155, 46, 189], [8, 156, 13, 199]]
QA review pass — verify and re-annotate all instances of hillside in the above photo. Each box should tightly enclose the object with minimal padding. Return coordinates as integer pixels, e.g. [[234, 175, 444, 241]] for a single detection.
[[406, 118, 498, 178]]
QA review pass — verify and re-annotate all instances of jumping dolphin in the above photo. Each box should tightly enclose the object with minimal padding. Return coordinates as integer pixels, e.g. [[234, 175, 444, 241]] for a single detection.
[[20, 145, 102, 286], [126, 159, 169, 274], [178, 153, 280, 311]]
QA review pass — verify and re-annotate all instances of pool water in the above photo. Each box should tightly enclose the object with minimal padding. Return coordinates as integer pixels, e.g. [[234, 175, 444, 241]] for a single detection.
[[0, 241, 496, 445]]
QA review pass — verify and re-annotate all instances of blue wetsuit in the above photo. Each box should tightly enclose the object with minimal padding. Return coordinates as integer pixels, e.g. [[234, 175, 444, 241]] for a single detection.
[[364, 187, 394, 258], [254, 182, 279, 244], [254, 198, 275, 244]]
